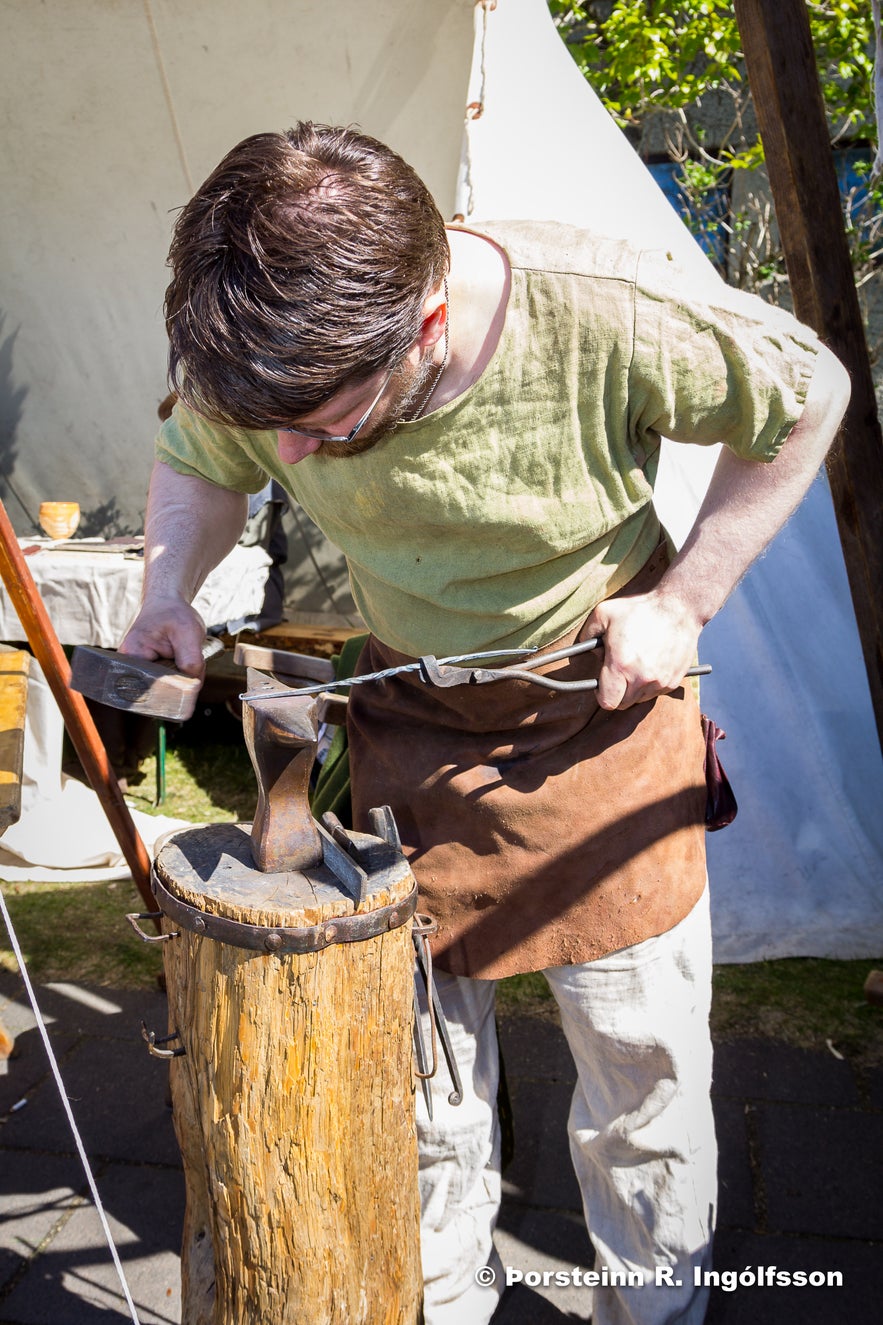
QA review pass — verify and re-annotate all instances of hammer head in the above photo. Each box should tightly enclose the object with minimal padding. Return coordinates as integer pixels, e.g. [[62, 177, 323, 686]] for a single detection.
[[69, 645, 209, 721]]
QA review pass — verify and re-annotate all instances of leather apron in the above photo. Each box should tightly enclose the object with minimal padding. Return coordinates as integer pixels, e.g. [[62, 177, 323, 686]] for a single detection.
[[346, 544, 708, 979]]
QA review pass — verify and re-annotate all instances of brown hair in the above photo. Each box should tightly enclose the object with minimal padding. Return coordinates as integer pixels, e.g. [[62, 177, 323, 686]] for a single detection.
[[165, 123, 450, 429]]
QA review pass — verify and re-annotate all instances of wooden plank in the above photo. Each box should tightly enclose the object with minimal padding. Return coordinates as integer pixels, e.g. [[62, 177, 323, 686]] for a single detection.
[[0, 649, 30, 834], [233, 642, 335, 684], [276, 610, 365, 632], [250, 613, 365, 656], [0, 646, 28, 1060], [734, 0, 883, 748]]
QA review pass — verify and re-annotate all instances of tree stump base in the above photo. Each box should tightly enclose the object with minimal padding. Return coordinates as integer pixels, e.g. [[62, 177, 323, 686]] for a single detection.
[[154, 819, 422, 1325]]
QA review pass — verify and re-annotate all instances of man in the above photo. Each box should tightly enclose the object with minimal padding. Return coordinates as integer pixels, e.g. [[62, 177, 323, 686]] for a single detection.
[[122, 123, 849, 1324]]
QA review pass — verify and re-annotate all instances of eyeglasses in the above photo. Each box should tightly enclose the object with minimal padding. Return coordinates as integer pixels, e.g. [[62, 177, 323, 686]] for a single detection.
[[285, 365, 398, 445]]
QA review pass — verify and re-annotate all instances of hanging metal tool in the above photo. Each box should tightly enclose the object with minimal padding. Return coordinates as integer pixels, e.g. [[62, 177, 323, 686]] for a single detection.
[[368, 806, 463, 1119], [412, 914, 464, 1113]]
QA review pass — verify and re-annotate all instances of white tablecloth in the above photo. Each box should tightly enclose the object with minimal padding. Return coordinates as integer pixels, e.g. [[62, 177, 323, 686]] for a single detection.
[[0, 538, 272, 648], [0, 537, 272, 880]]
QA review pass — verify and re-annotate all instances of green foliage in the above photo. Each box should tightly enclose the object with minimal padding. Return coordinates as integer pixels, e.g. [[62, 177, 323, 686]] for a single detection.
[[549, 1, 876, 151], [809, 0, 878, 141], [549, 1, 883, 348], [549, 1, 743, 126]]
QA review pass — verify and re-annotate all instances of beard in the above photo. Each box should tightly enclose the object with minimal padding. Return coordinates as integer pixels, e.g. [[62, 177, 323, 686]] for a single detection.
[[317, 356, 440, 460]]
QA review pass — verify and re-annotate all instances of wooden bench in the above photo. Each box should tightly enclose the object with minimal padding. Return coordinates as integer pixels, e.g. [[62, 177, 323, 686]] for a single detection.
[[249, 610, 365, 660]]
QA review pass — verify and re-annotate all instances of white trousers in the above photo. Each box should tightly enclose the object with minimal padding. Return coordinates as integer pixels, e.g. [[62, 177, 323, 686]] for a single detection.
[[416, 887, 716, 1325]]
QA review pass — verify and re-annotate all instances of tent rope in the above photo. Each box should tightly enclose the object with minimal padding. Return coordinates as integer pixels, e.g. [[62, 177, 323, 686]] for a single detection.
[[459, 0, 498, 219], [0, 885, 142, 1325]]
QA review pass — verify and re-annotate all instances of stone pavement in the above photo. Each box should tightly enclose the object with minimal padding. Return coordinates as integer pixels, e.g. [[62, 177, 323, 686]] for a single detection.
[[0, 970, 880, 1324]]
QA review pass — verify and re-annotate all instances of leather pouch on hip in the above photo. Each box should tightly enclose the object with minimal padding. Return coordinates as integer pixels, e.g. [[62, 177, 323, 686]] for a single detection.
[[701, 714, 738, 831]]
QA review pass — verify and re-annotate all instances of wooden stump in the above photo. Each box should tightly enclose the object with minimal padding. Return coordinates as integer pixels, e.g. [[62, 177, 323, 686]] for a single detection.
[[155, 821, 422, 1325]]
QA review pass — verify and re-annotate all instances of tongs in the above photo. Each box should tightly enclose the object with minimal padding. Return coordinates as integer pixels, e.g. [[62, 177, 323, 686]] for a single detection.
[[240, 636, 710, 703]]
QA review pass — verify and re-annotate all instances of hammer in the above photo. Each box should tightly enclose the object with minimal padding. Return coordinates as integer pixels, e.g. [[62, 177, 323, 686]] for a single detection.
[[69, 639, 224, 721]]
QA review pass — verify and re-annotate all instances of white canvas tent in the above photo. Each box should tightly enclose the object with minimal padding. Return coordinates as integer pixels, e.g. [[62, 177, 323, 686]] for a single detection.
[[0, 0, 474, 537], [1, 0, 881, 957]]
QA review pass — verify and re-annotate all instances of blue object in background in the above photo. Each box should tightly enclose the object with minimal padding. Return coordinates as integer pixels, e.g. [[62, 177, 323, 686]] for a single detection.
[[647, 146, 875, 270], [647, 160, 729, 268], [833, 146, 875, 241]]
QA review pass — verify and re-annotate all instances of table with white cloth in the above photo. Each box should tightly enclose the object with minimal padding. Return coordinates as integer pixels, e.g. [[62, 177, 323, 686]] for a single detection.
[[0, 536, 272, 881], [0, 536, 272, 646]]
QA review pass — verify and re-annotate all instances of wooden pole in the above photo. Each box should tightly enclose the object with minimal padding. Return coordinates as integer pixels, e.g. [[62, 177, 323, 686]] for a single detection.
[[734, 0, 883, 749], [0, 498, 153, 907]]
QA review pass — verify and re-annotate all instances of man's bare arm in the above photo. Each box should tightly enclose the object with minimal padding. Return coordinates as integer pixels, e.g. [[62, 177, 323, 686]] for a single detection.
[[119, 460, 249, 676], [586, 343, 852, 709]]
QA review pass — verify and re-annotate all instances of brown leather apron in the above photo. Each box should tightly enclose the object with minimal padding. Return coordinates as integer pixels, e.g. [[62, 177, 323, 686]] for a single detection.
[[347, 544, 708, 979]]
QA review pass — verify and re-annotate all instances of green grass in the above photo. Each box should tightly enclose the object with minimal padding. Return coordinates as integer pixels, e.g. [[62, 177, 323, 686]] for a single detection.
[[3, 716, 882, 1066], [711, 956, 883, 1064], [0, 877, 167, 988], [125, 709, 256, 824], [1, 711, 255, 991], [497, 959, 883, 1067]]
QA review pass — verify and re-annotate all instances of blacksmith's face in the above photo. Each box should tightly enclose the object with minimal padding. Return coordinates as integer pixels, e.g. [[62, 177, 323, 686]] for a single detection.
[[276, 355, 435, 464]]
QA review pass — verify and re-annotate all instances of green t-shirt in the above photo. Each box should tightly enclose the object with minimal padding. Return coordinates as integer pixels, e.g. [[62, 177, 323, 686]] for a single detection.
[[157, 221, 819, 657]]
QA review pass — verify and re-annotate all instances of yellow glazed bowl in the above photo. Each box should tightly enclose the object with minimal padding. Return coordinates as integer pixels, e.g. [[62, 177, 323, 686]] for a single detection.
[[38, 501, 81, 540]]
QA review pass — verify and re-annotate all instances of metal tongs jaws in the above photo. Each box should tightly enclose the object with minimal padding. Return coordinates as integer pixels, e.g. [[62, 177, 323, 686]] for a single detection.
[[418, 637, 710, 692]]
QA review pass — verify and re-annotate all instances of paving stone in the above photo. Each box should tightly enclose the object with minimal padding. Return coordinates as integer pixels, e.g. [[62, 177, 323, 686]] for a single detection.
[[0, 1024, 79, 1117], [754, 1102, 883, 1240], [493, 1289, 588, 1323], [498, 1014, 574, 1082], [706, 1229, 880, 1324], [0, 978, 168, 1119], [0, 1162, 182, 1325], [38, 983, 169, 1041], [493, 1207, 593, 1323], [713, 1039, 860, 1107], [0, 1150, 84, 1293], [1, 1035, 180, 1168], [497, 1200, 593, 1266], [0, 973, 167, 1041], [712, 1097, 756, 1231], [502, 1076, 581, 1213], [2, 974, 880, 1325], [0, 1247, 22, 1299], [0, 979, 37, 1040], [862, 1063, 883, 1109]]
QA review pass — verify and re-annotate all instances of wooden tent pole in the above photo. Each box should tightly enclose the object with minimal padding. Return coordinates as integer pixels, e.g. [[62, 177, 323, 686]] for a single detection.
[[734, 0, 883, 751], [0, 498, 154, 908]]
